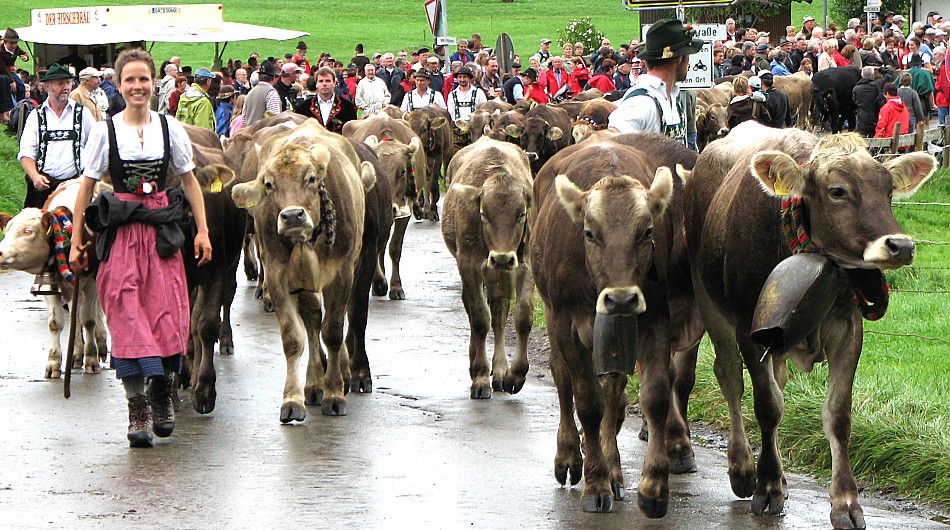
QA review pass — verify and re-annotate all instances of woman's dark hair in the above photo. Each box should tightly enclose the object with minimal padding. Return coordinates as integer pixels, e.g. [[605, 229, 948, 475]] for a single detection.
[[115, 49, 156, 80]]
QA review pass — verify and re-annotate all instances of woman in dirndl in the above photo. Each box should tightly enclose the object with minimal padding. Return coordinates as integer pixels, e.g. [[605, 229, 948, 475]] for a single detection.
[[70, 49, 212, 448]]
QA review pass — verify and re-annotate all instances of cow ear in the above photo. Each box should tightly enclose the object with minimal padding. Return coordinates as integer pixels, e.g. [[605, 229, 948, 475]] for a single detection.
[[408, 136, 422, 155], [505, 124, 521, 138], [449, 183, 481, 205], [492, 109, 501, 118], [750, 151, 803, 197], [431, 117, 447, 129], [360, 161, 378, 192], [308, 145, 332, 176], [483, 124, 492, 136], [41, 211, 55, 237], [555, 174, 587, 222], [883, 152, 937, 199], [546, 126, 563, 141], [231, 181, 264, 210], [0, 212, 12, 232], [364, 134, 380, 147], [194, 164, 236, 192], [674, 164, 692, 184], [571, 124, 590, 144], [454, 119, 469, 133], [648, 167, 674, 217], [402, 112, 412, 121]]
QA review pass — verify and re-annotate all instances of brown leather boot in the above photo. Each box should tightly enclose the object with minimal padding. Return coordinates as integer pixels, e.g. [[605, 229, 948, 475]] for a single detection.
[[148, 376, 175, 438], [127, 395, 153, 448]]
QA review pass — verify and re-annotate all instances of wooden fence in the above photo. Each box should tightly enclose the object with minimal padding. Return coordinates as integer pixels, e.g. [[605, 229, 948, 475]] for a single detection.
[[867, 123, 949, 168]]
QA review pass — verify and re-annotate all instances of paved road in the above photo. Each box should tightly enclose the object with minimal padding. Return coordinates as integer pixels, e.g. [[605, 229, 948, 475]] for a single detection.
[[0, 218, 945, 528]]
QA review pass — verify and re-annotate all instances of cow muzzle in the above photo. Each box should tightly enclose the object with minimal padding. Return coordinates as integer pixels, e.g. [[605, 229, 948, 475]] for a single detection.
[[488, 251, 518, 271], [864, 234, 916, 269], [596, 286, 646, 316], [524, 151, 539, 162], [277, 206, 315, 242]]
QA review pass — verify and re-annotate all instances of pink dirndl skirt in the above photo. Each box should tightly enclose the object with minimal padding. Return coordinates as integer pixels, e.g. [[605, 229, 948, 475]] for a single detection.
[[96, 190, 190, 360]]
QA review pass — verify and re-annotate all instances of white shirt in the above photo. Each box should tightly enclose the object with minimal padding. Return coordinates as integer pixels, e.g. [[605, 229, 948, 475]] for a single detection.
[[608, 73, 682, 134], [446, 86, 487, 121], [18, 99, 96, 181], [400, 88, 447, 112], [83, 111, 195, 180], [355, 77, 391, 115], [317, 96, 335, 123]]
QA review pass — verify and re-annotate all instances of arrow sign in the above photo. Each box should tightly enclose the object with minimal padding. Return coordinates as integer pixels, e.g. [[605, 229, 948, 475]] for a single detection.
[[425, 0, 438, 35]]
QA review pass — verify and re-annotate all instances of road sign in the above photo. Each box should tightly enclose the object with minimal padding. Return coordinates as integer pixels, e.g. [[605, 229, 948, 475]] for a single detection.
[[866, 0, 881, 6], [495, 32, 515, 74], [424, 0, 437, 35], [641, 23, 717, 88], [625, 0, 731, 9], [863, 5, 880, 12]]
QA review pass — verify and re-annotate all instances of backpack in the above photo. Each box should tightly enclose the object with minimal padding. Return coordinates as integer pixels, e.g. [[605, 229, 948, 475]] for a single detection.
[[6, 98, 36, 141]]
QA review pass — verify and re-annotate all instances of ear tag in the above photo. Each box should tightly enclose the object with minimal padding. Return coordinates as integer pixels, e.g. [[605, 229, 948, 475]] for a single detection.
[[244, 198, 256, 209], [772, 175, 791, 196], [894, 173, 912, 191], [210, 176, 223, 193]]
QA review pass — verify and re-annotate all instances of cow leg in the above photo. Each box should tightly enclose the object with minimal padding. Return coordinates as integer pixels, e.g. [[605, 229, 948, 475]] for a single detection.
[[667, 343, 698, 474], [425, 160, 441, 221], [485, 268, 512, 393], [737, 326, 786, 517], [269, 282, 309, 423], [44, 295, 67, 378], [347, 236, 377, 393], [599, 373, 628, 502], [242, 232, 258, 281], [546, 304, 582, 487], [459, 264, 491, 399], [635, 329, 673, 518], [319, 273, 353, 416], [79, 282, 101, 374], [93, 302, 109, 362], [192, 280, 221, 414], [302, 293, 327, 406], [824, 313, 866, 530], [218, 262, 239, 355], [505, 264, 533, 394], [385, 215, 409, 300]]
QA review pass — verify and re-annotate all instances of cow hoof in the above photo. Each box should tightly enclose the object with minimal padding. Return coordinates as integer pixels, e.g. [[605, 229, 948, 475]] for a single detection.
[[831, 504, 866, 529], [751, 487, 785, 516], [305, 387, 323, 406], [350, 375, 372, 393], [612, 483, 625, 501], [670, 454, 698, 475], [491, 379, 504, 392], [388, 288, 406, 301], [84, 363, 101, 374], [503, 373, 527, 394], [46, 368, 62, 379], [470, 386, 492, 399], [371, 279, 389, 297], [638, 421, 649, 441], [428, 211, 440, 222], [321, 397, 347, 416], [255, 286, 264, 299], [72, 356, 83, 369], [412, 202, 425, 220], [729, 468, 757, 499], [262, 301, 275, 313], [219, 339, 234, 355], [280, 401, 307, 423], [192, 388, 217, 415], [637, 491, 669, 518], [582, 492, 614, 513], [554, 458, 583, 486]]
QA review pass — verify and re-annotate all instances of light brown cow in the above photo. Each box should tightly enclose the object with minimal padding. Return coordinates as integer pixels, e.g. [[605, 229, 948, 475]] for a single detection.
[[441, 137, 535, 399], [343, 112, 426, 300], [404, 106, 454, 221], [684, 121, 936, 528], [0, 180, 108, 377], [231, 120, 374, 421], [530, 140, 687, 518], [773, 72, 813, 129], [571, 99, 617, 143]]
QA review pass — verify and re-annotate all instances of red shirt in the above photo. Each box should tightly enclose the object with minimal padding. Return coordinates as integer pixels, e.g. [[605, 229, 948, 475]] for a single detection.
[[586, 73, 616, 93], [875, 96, 910, 138], [525, 84, 549, 105]]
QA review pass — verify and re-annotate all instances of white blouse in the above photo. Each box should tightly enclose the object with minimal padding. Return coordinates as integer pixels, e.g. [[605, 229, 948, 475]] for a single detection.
[[83, 111, 195, 181]]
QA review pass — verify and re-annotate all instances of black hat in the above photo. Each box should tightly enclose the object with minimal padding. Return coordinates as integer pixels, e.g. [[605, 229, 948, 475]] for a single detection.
[[296, 41, 307, 50], [284, 53, 293, 59], [40, 63, 74, 82], [259, 61, 278, 77], [418, 47, 430, 54], [455, 65, 474, 78], [907, 54, 923, 67], [638, 19, 705, 61], [759, 71, 774, 82], [521, 67, 538, 81], [412, 69, 430, 79], [3, 27, 19, 41]]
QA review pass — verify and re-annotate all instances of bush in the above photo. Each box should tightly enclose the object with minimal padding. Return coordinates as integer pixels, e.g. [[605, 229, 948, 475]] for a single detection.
[[555, 17, 605, 55]]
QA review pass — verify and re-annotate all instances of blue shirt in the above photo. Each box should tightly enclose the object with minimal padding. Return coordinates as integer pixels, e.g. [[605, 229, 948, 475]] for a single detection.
[[214, 101, 233, 136]]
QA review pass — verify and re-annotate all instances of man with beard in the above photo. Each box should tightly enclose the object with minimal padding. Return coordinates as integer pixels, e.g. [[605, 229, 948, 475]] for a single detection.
[[480, 57, 503, 99], [608, 18, 705, 145], [294, 66, 357, 134], [446, 66, 486, 123]]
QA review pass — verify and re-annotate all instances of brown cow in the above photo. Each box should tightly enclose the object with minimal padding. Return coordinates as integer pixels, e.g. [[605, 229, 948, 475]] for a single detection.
[[530, 140, 689, 518], [441, 137, 534, 398], [343, 112, 426, 300], [695, 82, 734, 109], [404, 106, 454, 221], [521, 105, 571, 174], [773, 72, 813, 129], [695, 103, 729, 152], [475, 99, 513, 114], [684, 122, 936, 527], [231, 120, 374, 421], [571, 99, 617, 143], [485, 110, 525, 146]]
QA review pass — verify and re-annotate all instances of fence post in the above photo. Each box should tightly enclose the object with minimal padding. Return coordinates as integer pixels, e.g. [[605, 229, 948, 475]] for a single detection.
[[944, 125, 949, 168], [914, 122, 925, 152], [890, 122, 901, 154]]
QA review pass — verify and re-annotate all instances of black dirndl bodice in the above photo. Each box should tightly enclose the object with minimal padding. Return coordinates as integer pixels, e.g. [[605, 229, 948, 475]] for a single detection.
[[108, 113, 171, 195]]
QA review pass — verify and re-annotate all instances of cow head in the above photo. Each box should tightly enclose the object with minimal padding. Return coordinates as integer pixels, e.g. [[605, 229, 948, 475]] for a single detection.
[[555, 169, 673, 315], [522, 116, 563, 162], [810, 89, 836, 129], [404, 111, 446, 153], [0, 208, 54, 274], [696, 104, 729, 152], [194, 163, 237, 193], [466, 110, 493, 143], [751, 133, 937, 270], [451, 172, 532, 271], [364, 134, 422, 217]]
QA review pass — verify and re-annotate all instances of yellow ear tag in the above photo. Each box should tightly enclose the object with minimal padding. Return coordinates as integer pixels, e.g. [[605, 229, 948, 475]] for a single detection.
[[244, 199, 256, 209], [895, 173, 912, 191], [772, 176, 791, 196], [210, 176, 223, 193]]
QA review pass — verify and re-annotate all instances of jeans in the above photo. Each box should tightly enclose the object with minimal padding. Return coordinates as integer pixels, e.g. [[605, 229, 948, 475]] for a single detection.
[[939, 107, 949, 126], [11, 72, 25, 102]]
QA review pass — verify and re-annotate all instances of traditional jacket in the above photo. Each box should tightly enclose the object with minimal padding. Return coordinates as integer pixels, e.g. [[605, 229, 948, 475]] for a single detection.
[[294, 95, 357, 134]]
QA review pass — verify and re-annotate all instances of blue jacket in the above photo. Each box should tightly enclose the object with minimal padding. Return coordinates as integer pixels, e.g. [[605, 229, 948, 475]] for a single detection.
[[770, 60, 792, 76], [214, 101, 233, 136]]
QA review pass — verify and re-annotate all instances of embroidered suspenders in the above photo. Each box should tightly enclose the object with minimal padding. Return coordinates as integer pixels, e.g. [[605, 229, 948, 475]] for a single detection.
[[36, 105, 83, 175], [450, 89, 476, 120], [621, 88, 687, 146]]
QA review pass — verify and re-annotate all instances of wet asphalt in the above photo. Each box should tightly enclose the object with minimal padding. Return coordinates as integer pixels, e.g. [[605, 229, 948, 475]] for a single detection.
[[0, 217, 946, 529]]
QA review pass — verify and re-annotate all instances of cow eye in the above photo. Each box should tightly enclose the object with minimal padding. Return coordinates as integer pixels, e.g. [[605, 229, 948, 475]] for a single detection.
[[583, 228, 595, 241], [24, 228, 33, 235], [643, 226, 654, 241], [828, 186, 848, 200], [480, 212, 489, 223], [517, 211, 526, 220], [263, 180, 274, 191], [308, 174, 317, 185]]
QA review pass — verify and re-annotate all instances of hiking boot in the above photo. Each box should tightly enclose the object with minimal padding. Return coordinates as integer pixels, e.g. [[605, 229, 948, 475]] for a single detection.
[[148, 376, 175, 438], [127, 394, 154, 448], [30, 272, 59, 296]]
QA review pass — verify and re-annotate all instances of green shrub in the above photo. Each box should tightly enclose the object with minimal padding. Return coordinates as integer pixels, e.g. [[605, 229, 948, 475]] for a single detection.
[[555, 17, 605, 55]]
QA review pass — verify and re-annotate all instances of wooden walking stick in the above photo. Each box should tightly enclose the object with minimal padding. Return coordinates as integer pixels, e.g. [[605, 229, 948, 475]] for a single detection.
[[64, 242, 90, 399]]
